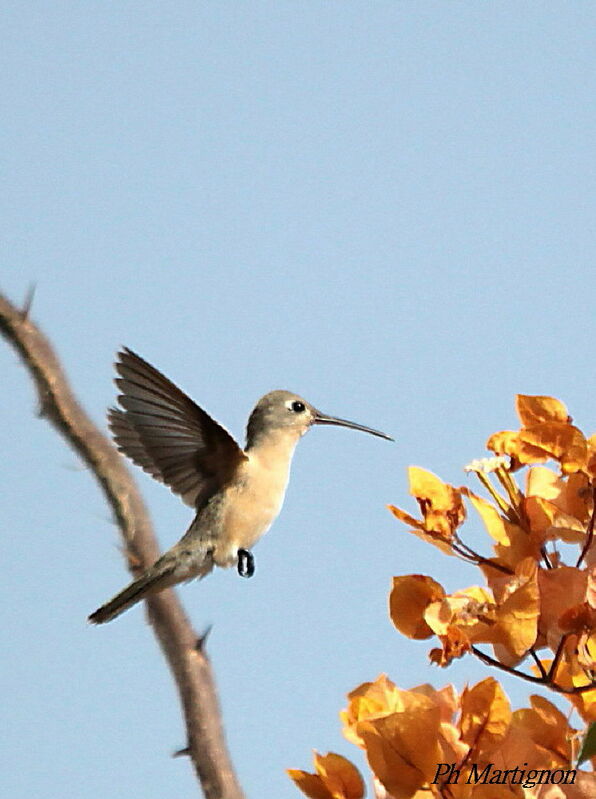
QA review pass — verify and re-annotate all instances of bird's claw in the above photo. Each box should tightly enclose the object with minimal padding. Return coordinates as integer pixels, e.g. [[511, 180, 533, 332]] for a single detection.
[[237, 549, 255, 578]]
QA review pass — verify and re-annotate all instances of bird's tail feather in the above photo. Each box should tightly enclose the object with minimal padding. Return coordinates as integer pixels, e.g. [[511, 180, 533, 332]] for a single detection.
[[88, 568, 176, 625]]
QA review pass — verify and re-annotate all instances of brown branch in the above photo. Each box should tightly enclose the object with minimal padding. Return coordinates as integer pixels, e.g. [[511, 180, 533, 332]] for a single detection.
[[470, 645, 596, 695], [451, 534, 514, 575], [0, 291, 244, 799], [529, 648, 548, 680], [547, 633, 570, 683]]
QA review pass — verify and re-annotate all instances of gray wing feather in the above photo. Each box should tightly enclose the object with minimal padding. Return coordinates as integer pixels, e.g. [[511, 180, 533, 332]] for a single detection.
[[108, 348, 246, 508]]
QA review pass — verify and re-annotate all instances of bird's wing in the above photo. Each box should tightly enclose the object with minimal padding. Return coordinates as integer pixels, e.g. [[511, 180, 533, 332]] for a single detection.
[[108, 348, 247, 509]]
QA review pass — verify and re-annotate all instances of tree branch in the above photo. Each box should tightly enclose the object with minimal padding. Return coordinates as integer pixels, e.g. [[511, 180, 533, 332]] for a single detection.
[[470, 644, 596, 695], [0, 291, 244, 799]]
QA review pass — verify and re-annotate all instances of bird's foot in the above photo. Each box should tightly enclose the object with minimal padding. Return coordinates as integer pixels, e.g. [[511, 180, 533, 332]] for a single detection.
[[237, 549, 255, 578]]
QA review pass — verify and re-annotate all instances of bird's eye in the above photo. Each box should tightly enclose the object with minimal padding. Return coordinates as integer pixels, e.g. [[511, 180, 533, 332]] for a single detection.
[[291, 400, 306, 413]]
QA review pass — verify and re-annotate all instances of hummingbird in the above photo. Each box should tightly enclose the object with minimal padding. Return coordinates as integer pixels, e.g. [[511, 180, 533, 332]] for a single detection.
[[89, 348, 392, 623]]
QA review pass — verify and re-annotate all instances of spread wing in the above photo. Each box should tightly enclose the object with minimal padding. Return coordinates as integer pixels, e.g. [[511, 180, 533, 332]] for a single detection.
[[108, 348, 247, 509]]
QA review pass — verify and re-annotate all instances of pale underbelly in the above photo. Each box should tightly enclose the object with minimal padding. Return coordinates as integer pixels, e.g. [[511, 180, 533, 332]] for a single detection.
[[213, 500, 281, 567]]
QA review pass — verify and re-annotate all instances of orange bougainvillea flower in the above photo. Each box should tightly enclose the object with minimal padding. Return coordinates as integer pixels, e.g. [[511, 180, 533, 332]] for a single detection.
[[355, 693, 442, 799], [396, 560, 539, 667], [513, 694, 574, 763], [291, 395, 596, 799], [287, 752, 364, 799], [459, 677, 511, 756], [515, 395, 571, 427], [429, 625, 472, 666], [388, 467, 465, 554], [487, 395, 588, 474], [520, 423, 588, 475], [389, 575, 446, 640], [526, 466, 591, 523]]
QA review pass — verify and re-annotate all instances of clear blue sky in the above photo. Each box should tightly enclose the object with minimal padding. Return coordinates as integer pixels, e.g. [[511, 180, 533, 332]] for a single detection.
[[2, 3, 595, 798]]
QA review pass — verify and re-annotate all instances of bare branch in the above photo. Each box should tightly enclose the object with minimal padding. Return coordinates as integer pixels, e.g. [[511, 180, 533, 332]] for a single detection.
[[471, 644, 596, 695], [0, 291, 244, 799]]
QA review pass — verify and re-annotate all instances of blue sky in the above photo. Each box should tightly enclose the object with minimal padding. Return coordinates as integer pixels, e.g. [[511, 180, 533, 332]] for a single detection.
[[2, 3, 596, 798]]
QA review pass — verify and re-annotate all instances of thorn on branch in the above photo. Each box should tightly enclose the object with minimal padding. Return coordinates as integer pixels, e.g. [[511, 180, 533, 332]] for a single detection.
[[20, 284, 36, 321], [172, 746, 191, 758], [195, 624, 213, 651]]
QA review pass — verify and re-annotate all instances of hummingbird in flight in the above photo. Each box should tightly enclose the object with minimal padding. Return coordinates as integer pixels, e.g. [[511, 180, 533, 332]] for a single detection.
[[89, 348, 392, 623]]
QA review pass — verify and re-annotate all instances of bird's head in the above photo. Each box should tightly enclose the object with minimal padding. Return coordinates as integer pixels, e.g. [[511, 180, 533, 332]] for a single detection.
[[245, 390, 392, 449]]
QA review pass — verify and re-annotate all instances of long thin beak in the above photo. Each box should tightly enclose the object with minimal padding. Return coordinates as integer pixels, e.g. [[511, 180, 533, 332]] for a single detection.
[[313, 411, 393, 441]]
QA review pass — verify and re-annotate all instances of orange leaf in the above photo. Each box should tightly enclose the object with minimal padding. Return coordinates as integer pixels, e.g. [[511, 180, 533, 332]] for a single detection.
[[586, 435, 596, 481], [513, 694, 573, 764], [486, 429, 546, 464], [287, 770, 334, 799], [554, 660, 596, 723], [524, 495, 586, 545], [356, 692, 442, 798], [491, 519, 543, 570], [430, 626, 472, 666], [587, 567, 596, 610], [526, 467, 591, 523], [463, 490, 510, 544], [389, 575, 445, 639], [538, 567, 588, 649], [559, 602, 596, 633], [516, 395, 570, 426], [288, 753, 365, 799], [358, 721, 423, 799], [424, 586, 496, 640], [411, 682, 459, 722], [408, 467, 466, 540], [576, 630, 596, 673], [341, 674, 402, 746], [314, 752, 365, 799], [460, 678, 511, 756], [387, 504, 455, 556], [520, 423, 587, 474], [494, 559, 540, 658], [387, 504, 425, 530], [408, 466, 460, 512]]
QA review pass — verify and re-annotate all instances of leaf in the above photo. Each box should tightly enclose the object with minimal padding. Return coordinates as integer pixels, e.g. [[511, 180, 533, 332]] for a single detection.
[[287, 753, 365, 799], [577, 721, 596, 765], [587, 567, 596, 610], [538, 567, 588, 648], [358, 721, 423, 799], [408, 466, 460, 511], [459, 678, 511, 756], [429, 625, 472, 666], [463, 490, 510, 544], [341, 674, 402, 746], [387, 505, 455, 556], [389, 575, 445, 639], [409, 467, 465, 530], [287, 770, 334, 799], [492, 525, 543, 572], [558, 603, 596, 634], [520, 423, 587, 474], [356, 693, 442, 799], [513, 695, 573, 764], [526, 467, 591, 523], [516, 395, 570, 426], [494, 559, 539, 657], [524, 495, 586, 545], [314, 753, 365, 799], [486, 430, 546, 463]]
